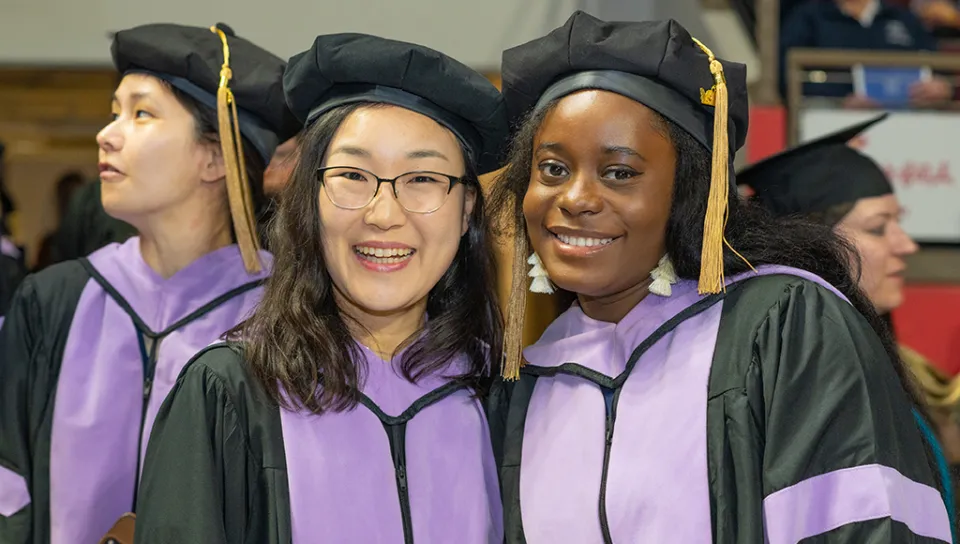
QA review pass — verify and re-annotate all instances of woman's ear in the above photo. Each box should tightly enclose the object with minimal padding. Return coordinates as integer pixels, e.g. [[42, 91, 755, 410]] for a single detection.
[[200, 141, 227, 184]]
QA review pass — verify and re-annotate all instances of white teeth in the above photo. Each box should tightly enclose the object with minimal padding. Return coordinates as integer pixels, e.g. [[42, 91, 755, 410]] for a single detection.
[[354, 246, 415, 260], [556, 233, 615, 247]]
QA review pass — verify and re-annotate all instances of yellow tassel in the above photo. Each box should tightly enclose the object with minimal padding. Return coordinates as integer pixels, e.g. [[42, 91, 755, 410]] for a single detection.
[[691, 37, 754, 295], [501, 227, 529, 381], [210, 25, 262, 274]]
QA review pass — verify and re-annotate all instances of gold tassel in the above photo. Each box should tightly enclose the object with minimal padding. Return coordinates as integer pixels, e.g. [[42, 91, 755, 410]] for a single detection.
[[501, 225, 529, 380], [210, 25, 262, 274], [691, 37, 752, 294]]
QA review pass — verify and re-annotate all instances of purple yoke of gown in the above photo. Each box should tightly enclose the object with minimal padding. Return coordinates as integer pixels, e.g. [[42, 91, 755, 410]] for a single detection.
[[48, 237, 270, 544], [517, 265, 948, 543], [280, 343, 504, 544]]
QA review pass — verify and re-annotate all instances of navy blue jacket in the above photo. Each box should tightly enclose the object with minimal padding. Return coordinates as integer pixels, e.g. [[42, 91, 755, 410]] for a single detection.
[[780, 0, 936, 97]]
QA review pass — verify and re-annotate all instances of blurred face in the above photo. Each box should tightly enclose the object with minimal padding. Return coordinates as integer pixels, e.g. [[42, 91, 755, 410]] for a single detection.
[[835, 194, 918, 314], [523, 90, 675, 315], [319, 105, 475, 318], [264, 136, 300, 196], [97, 73, 224, 225]]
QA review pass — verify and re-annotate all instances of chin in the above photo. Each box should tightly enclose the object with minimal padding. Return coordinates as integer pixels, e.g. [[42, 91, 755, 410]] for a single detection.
[[549, 274, 610, 299], [344, 288, 425, 316]]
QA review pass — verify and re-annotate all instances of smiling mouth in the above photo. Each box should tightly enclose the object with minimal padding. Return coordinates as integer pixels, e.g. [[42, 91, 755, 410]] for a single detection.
[[353, 245, 416, 264], [552, 232, 617, 248]]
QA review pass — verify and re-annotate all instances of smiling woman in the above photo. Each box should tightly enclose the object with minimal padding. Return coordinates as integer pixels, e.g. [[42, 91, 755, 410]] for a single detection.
[[487, 11, 953, 543], [132, 33, 509, 544]]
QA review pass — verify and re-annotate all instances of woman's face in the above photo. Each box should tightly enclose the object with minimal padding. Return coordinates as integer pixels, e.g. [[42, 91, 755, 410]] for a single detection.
[[522, 90, 675, 305], [97, 73, 223, 225], [835, 193, 918, 314], [319, 105, 475, 319]]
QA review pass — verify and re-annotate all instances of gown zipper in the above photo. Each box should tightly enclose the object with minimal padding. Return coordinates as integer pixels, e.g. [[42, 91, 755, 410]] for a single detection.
[[599, 386, 619, 544], [132, 331, 160, 509], [389, 423, 415, 543]]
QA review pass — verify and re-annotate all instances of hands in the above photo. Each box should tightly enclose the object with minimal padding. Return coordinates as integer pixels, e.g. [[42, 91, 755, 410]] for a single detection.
[[909, 77, 954, 106], [843, 94, 880, 109], [844, 78, 954, 109]]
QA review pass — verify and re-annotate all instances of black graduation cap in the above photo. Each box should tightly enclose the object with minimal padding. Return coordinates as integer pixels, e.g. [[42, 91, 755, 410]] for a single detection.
[[111, 23, 297, 163], [501, 12, 749, 156], [111, 22, 297, 273], [501, 11, 747, 303], [283, 33, 509, 174], [737, 114, 891, 218]]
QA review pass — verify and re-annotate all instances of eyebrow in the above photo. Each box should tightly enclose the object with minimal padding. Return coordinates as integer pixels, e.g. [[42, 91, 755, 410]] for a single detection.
[[406, 149, 449, 161], [602, 145, 644, 161], [328, 146, 371, 157], [111, 91, 151, 105], [328, 146, 450, 161], [536, 141, 645, 161], [536, 142, 564, 154]]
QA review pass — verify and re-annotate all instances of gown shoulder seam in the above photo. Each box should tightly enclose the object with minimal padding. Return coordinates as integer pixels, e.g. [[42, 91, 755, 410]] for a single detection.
[[187, 358, 265, 466]]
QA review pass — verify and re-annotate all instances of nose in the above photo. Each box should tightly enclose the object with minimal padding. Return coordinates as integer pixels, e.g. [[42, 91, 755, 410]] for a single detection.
[[556, 171, 603, 217], [889, 221, 918, 256], [97, 118, 122, 153], [363, 182, 407, 231]]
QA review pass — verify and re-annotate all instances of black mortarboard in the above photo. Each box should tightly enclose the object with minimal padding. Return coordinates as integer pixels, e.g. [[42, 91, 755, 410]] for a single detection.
[[111, 23, 297, 273], [737, 114, 891, 218], [501, 12, 749, 156], [111, 23, 297, 163], [283, 33, 509, 174]]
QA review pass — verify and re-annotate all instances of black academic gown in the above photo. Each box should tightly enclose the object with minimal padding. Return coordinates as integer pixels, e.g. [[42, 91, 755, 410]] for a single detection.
[[490, 269, 953, 543], [0, 238, 269, 544], [0, 251, 27, 320], [133, 343, 502, 544]]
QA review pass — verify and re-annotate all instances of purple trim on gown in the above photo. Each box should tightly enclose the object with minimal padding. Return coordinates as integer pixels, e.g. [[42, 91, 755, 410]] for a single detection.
[[0, 236, 19, 260], [48, 237, 270, 544], [763, 463, 952, 543], [281, 343, 503, 543]]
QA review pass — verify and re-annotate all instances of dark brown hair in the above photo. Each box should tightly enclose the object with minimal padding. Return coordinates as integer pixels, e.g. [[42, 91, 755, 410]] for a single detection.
[[231, 102, 503, 413]]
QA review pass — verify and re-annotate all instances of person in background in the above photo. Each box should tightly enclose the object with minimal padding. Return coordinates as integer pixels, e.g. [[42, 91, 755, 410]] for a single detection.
[[913, 0, 960, 37], [0, 23, 296, 544], [738, 113, 960, 530], [0, 142, 28, 324], [55, 180, 137, 262], [488, 11, 951, 542], [257, 133, 300, 248], [263, 134, 300, 197], [134, 33, 507, 543], [780, 0, 952, 105], [34, 171, 85, 271]]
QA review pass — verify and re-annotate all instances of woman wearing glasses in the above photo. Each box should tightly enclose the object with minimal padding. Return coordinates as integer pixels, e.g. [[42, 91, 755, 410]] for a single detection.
[[133, 33, 508, 544]]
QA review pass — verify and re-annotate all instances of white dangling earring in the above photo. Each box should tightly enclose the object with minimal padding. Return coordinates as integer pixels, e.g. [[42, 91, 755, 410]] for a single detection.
[[649, 254, 678, 297], [527, 252, 556, 294]]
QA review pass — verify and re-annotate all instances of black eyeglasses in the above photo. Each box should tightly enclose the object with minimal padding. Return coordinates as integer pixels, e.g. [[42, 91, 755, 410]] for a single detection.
[[317, 166, 466, 214]]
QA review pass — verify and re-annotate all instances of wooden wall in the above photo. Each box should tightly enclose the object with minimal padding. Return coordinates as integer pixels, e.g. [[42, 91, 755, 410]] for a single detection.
[[0, 67, 114, 266]]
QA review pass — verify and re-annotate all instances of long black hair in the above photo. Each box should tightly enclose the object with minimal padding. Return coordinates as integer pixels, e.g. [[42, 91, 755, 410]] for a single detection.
[[489, 101, 923, 411], [231, 102, 503, 413]]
